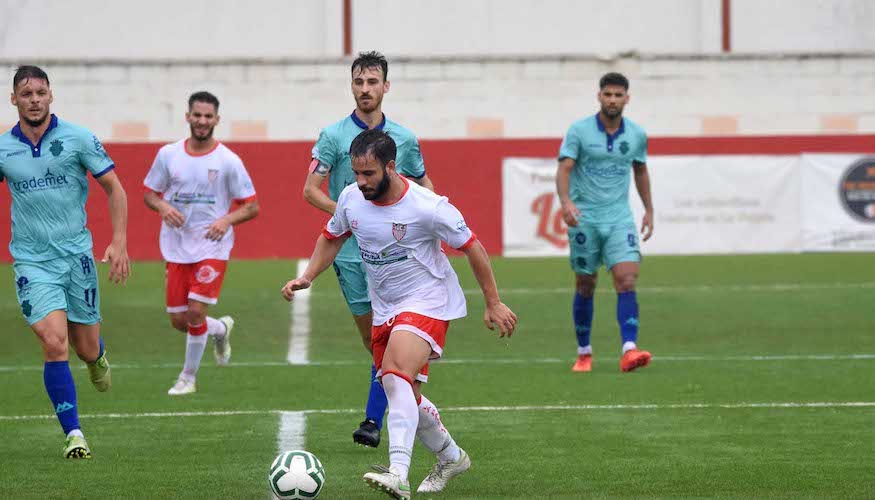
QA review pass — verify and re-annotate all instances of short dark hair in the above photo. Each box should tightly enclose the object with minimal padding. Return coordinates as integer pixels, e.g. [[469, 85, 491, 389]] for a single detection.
[[351, 51, 389, 81], [349, 129, 396, 168], [13, 65, 50, 89], [188, 91, 220, 112], [599, 72, 629, 90]]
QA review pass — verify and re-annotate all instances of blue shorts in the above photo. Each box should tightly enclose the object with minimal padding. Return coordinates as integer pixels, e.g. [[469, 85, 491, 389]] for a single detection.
[[332, 260, 372, 316], [568, 220, 641, 275], [13, 252, 102, 326]]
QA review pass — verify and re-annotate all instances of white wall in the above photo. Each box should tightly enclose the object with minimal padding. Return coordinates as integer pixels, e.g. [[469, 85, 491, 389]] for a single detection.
[[1, 54, 872, 141], [2, 0, 874, 59]]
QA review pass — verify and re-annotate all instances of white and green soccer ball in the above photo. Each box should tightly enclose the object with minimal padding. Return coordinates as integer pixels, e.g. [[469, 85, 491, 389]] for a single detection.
[[268, 450, 326, 499]]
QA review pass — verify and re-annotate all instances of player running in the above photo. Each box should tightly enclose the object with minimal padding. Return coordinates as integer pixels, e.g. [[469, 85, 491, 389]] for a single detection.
[[556, 72, 654, 373], [284, 129, 516, 498], [303, 51, 434, 448], [1, 65, 130, 458], [144, 91, 259, 395]]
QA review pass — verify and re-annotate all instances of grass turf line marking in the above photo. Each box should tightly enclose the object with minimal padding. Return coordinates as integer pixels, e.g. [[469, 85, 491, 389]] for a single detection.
[[1, 353, 875, 372], [2, 401, 874, 421], [287, 259, 310, 365], [277, 411, 307, 454]]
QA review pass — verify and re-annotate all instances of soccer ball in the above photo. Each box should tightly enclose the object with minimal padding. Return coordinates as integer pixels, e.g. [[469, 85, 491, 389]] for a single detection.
[[268, 450, 326, 499]]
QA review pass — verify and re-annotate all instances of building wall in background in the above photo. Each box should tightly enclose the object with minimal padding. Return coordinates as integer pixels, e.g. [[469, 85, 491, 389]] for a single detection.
[[1, 54, 873, 141], [2, 0, 874, 58]]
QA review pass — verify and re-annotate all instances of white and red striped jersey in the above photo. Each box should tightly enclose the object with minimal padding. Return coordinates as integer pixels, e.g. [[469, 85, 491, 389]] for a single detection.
[[324, 177, 477, 324], [144, 140, 256, 263]]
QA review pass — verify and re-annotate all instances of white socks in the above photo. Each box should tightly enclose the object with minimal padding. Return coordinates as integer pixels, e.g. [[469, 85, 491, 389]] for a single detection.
[[206, 317, 227, 338], [182, 333, 208, 378], [381, 373, 419, 481], [622, 341, 637, 354], [578, 345, 593, 355], [417, 394, 461, 464]]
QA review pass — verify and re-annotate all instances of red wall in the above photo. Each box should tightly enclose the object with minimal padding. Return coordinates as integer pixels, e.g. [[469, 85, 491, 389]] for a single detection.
[[1, 135, 874, 261]]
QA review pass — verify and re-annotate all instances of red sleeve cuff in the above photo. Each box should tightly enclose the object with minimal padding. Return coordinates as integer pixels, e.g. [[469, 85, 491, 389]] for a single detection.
[[322, 226, 350, 240], [455, 233, 478, 250], [232, 194, 258, 204]]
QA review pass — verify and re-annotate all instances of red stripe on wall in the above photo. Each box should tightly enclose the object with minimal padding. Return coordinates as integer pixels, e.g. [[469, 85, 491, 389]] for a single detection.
[[0, 135, 873, 262]]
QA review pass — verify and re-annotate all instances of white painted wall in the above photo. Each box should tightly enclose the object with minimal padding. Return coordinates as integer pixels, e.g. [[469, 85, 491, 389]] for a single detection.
[[1, 54, 872, 141], [1, 0, 874, 59]]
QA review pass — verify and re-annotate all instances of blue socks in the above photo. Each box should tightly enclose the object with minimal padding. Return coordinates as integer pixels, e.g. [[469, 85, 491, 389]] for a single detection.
[[365, 364, 388, 429], [97, 336, 105, 359], [44, 361, 79, 435], [573, 293, 594, 349], [617, 291, 639, 344]]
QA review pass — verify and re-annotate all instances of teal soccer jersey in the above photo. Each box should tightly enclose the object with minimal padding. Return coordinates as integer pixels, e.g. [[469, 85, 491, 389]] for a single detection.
[[558, 115, 647, 224], [0, 115, 115, 261], [311, 112, 425, 262]]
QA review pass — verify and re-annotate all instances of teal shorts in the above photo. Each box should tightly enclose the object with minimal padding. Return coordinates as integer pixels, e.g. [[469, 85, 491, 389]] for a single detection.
[[568, 220, 641, 275], [332, 260, 372, 316], [13, 252, 102, 326]]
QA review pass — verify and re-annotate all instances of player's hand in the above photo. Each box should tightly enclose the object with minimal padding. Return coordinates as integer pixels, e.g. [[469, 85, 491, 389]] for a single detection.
[[281, 278, 312, 301], [101, 241, 131, 285], [159, 204, 185, 228], [205, 218, 231, 241], [641, 210, 654, 241], [484, 301, 517, 338], [560, 200, 581, 227]]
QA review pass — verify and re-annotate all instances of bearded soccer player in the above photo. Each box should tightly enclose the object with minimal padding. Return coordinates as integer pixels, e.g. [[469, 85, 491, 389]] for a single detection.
[[303, 51, 434, 448], [556, 72, 654, 373], [144, 91, 259, 395], [0, 65, 130, 458], [284, 129, 516, 498]]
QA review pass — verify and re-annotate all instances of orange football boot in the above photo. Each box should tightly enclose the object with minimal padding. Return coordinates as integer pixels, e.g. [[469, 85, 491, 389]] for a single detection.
[[572, 354, 592, 372], [620, 349, 651, 372]]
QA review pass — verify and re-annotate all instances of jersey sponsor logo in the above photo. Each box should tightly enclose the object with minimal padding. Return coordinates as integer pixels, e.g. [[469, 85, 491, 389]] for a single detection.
[[361, 247, 408, 266], [195, 265, 220, 284], [208, 169, 219, 183], [839, 157, 875, 223], [10, 168, 70, 193], [392, 222, 407, 241], [587, 163, 628, 178], [171, 192, 216, 205], [50, 139, 64, 157], [351, 220, 359, 230], [619, 140, 630, 155], [5, 149, 26, 158]]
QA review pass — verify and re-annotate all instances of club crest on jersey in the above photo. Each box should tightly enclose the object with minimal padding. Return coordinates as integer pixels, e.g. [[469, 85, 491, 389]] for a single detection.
[[208, 169, 219, 183], [195, 265, 220, 284], [619, 140, 630, 155], [351, 220, 359, 230], [50, 139, 64, 157], [392, 222, 407, 241]]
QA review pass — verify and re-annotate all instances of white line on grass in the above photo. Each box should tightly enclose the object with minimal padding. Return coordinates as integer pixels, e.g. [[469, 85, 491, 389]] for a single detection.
[[1, 353, 874, 373], [277, 411, 307, 453], [455, 281, 875, 296], [2, 401, 874, 421], [287, 259, 310, 365]]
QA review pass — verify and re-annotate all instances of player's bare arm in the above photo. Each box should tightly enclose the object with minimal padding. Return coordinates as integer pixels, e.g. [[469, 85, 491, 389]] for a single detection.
[[96, 170, 131, 285], [303, 167, 338, 215], [462, 240, 517, 337], [144, 189, 185, 228], [633, 161, 654, 241], [556, 157, 580, 226], [205, 198, 259, 241], [408, 173, 435, 191], [281, 233, 349, 301]]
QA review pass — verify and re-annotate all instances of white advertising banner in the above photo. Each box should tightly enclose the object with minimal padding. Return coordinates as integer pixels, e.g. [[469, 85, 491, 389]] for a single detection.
[[502, 156, 803, 256], [800, 154, 875, 252]]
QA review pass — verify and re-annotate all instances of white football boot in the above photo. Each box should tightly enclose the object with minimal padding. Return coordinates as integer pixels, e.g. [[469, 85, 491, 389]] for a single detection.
[[363, 465, 411, 499], [417, 449, 471, 493], [167, 375, 196, 396], [213, 316, 234, 366]]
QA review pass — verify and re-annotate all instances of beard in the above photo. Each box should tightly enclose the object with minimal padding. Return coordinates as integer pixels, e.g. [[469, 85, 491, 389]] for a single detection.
[[356, 94, 382, 113], [22, 110, 49, 128], [361, 170, 391, 201], [190, 124, 215, 141], [600, 105, 623, 119]]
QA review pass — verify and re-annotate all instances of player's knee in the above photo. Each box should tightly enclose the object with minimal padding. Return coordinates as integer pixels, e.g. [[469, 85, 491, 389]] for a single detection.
[[614, 274, 637, 293], [41, 336, 68, 359], [184, 309, 206, 327], [169, 316, 188, 332], [575, 274, 597, 297]]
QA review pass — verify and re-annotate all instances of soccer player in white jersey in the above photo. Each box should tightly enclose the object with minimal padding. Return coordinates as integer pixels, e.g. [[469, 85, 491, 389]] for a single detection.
[[144, 91, 259, 396], [282, 129, 517, 498]]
